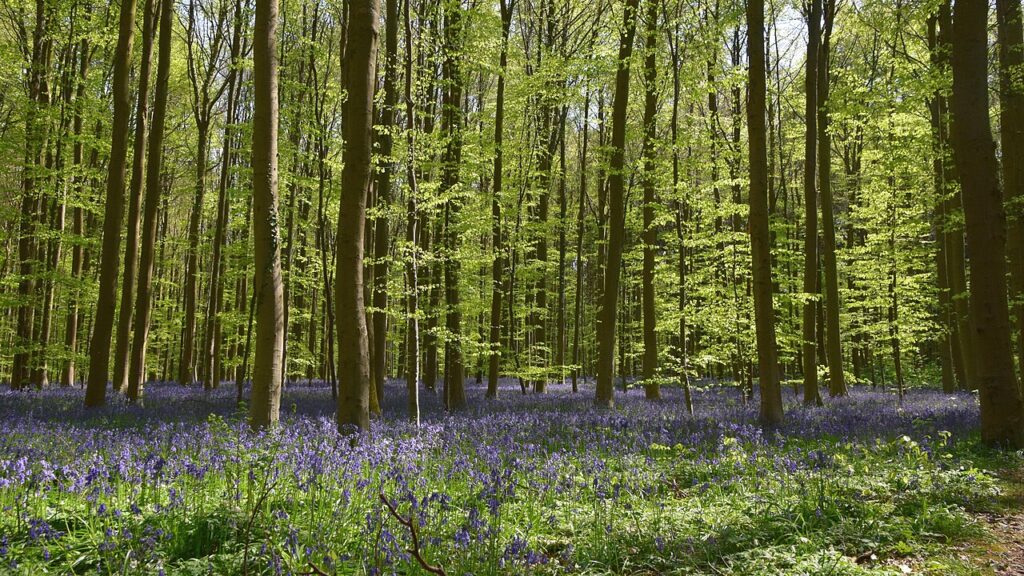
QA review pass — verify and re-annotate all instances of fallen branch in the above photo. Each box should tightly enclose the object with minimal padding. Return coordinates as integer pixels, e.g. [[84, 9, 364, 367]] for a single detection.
[[379, 493, 447, 576], [299, 562, 330, 576]]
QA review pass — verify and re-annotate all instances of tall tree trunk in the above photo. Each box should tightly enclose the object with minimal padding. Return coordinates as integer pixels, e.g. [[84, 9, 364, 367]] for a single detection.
[[571, 88, 589, 394], [202, 0, 243, 392], [336, 0, 379, 431], [112, 0, 157, 395], [85, 0, 140, 407], [556, 109, 568, 388], [997, 0, 1024, 382], [403, 0, 420, 422], [818, 0, 845, 397], [595, 0, 640, 408], [180, 123, 209, 387], [63, 19, 92, 387], [940, 0, 974, 390], [929, 14, 957, 394], [372, 0, 399, 409], [14, 0, 51, 390], [748, 0, 783, 425], [441, 0, 466, 410], [640, 0, 659, 400], [487, 0, 514, 399], [951, 0, 1024, 447], [801, 0, 821, 406], [250, 0, 285, 428], [128, 0, 173, 403], [668, 16, 692, 414]]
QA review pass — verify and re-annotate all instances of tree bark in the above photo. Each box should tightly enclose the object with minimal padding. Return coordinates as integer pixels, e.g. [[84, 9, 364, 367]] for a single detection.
[[112, 0, 157, 395], [62, 15, 92, 388], [997, 0, 1024, 382], [202, 0, 244, 392], [951, 0, 1024, 447], [85, 0, 140, 407], [802, 0, 821, 406], [441, 0, 466, 410], [747, 0, 783, 425], [372, 0, 400, 409], [404, 0, 420, 422], [128, 0, 173, 403], [640, 0, 659, 400], [595, 0, 640, 408], [487, 0, 514, 399], [939, 0, 974, 390], [250, 0, 285, 428], [336, 0, 379, 432], [818, 0, 845, 397]]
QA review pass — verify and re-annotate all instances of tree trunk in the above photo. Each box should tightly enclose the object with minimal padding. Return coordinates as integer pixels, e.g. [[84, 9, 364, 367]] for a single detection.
[[85, 0, 140, 407], [818, 0, 845, 397], [372, 0, 399, 409], [180, 123, 209, 387], [404, 0, 420, 422], [112, 0, 157, 395], [571, 88, 589, 394], [62, 7, 92, 388], [747, 0, 783, 425], [487, 0, 513, 399], [128, 0, 173, 403], [202, 0, 244, 393], [940, 0, 974, 390], [929, 14, 957, 394], [801, 0, 821, 406], [997, 0, 1024, 382], [951, 0, 1024, 447], [441, 0, 466, 411], [250, 0, 285, 428], [336, 0, 379, 432], [595, 0, 640, 408], [640, 0, 660, 400]]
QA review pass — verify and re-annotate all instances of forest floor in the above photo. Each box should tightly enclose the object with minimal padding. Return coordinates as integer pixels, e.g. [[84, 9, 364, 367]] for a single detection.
[[0, 379, 1022, 575], [957, 466, 1024, 575]]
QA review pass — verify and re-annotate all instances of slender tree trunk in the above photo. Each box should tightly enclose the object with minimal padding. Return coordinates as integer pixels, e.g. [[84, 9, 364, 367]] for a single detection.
[[336, 0, 379, 431], [85, 0, 140, 407], [112, 0, 157, 395], [404, 0, 420, 422], [929, 14, 957, 394], [571, 89, 589, 394], [595, 0, 640, 408], [487, 0, 514, 399], [371, 0, 399, 409], [997, 0, 1024, 382], [640, 0, 659, 400], [250, 0, 285, 428], [180, 123, 209, 386], [128, 0, 173, 403], [818, 0, 845, 397], [62, 8, 92, 388], [801, 0, 821, 406], [951, 0, 1024, 447], [668, 18, 692, 414], [748, 0, 783, 425], [556, 109, 568, 388], [202, 0, 244, 392], [940, 0, 974, 390], [12, 0, 50, 391], [441, 0, 466, 410]]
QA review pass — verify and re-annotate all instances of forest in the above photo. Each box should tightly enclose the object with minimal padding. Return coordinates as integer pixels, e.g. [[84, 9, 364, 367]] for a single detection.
[[1, 0, 1024, 572]]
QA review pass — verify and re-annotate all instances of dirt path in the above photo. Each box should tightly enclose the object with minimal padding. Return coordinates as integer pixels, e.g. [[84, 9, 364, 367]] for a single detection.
[[972, 468, 1024, 575]]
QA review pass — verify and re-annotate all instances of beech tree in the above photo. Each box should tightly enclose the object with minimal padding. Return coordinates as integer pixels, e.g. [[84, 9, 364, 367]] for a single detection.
[[950, 0, 1024, 447], [249, 0, 284, 428]]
